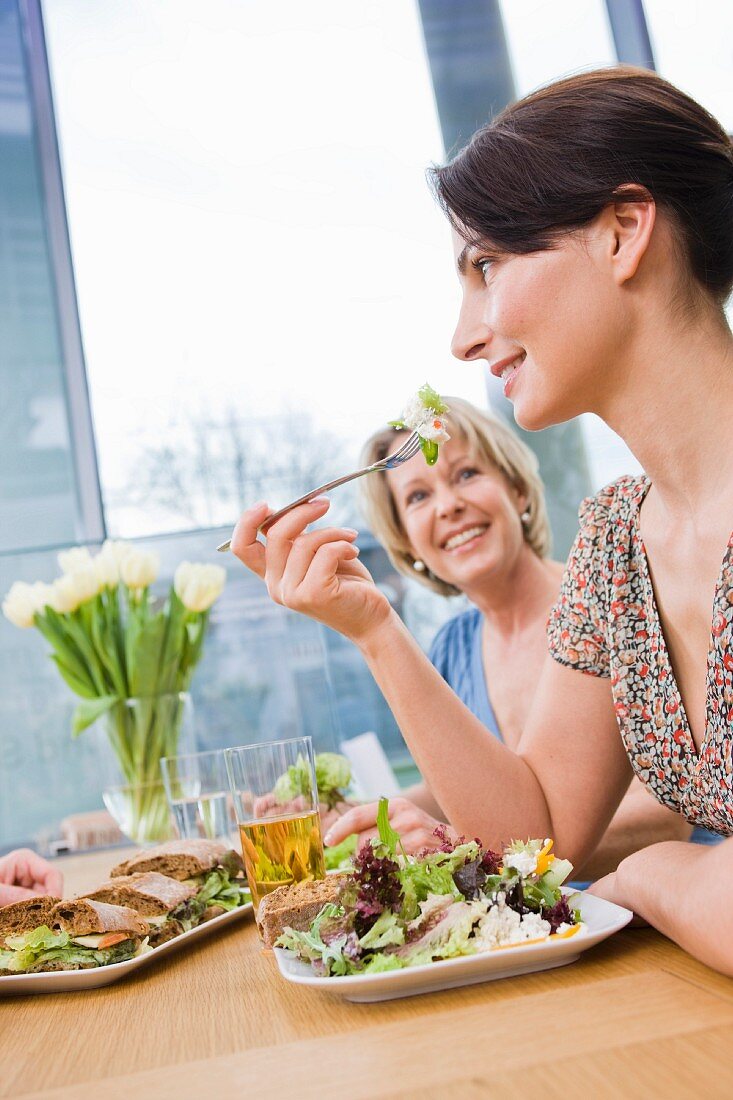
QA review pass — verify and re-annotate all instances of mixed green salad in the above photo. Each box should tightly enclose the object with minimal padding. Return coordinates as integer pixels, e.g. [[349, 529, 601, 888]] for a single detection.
[[276, 799, 582, 976], [389, 383, 450, 466]]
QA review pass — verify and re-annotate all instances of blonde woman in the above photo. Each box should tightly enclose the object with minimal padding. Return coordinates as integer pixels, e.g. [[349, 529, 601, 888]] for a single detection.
[[355, 398, 692, 875]]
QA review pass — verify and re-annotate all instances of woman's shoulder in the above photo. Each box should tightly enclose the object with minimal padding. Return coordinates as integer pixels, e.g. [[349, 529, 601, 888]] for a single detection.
[[577, 474, 649, 536]]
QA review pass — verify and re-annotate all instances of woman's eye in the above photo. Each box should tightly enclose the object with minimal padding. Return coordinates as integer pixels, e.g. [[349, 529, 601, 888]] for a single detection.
[[406, 489, 427, 505], [458, 467, 479, 481], [476, 256, 499, 282]]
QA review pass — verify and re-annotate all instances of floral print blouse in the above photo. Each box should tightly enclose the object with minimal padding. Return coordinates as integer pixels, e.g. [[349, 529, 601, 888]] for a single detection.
[[548, 474, 733, 836]]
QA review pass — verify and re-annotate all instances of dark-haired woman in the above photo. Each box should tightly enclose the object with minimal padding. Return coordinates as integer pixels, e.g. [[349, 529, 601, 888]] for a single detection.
[[231, 68, 733, 974]]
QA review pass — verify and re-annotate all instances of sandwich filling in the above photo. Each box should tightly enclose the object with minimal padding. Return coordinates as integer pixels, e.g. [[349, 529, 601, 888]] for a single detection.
[[0, 924, 147, 974]]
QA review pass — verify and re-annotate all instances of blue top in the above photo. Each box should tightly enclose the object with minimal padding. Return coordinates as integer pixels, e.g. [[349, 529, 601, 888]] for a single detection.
[[429, 608, 500, 739], [428, 607, 721, 848]]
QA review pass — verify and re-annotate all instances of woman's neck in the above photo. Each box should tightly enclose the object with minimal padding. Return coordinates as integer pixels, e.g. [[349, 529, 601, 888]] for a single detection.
[[601, 308, 733, 517], [464, 548, 561, 638]]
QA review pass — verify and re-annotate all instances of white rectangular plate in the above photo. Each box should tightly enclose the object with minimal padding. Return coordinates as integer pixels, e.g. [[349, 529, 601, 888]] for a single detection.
[[0, 901, 253, 996], [273, 891, 632, 1002]]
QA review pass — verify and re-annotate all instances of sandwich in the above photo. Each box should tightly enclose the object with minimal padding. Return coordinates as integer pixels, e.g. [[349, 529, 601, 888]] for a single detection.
[[110, 839, 249, 919], [0, 898, 149, 975], [82, 872, 201, 946], [257, 875, 350, 949], [0, 895, 60, 948]]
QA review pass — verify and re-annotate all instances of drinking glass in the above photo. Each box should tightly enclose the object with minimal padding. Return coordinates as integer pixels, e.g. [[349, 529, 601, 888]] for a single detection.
[[160, 749, 235, 842], [224, 737, 326, 912]]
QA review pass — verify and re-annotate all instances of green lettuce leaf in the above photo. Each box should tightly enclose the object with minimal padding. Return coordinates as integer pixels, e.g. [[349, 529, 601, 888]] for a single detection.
[[358, 909, 405, 951], [418, 383, 449, 415], [195, 869, 250, 912], [376, 797, 401, 858], [397, 840, 480, 921], [361, 952, 405, 973]]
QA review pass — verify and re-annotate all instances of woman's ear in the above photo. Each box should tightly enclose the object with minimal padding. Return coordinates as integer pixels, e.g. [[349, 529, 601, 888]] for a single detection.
[[607, 186, 656, 285]]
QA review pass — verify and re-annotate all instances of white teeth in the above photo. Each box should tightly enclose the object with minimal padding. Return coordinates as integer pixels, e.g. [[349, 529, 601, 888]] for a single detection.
[[444, 526, 487, 550], [501, 354, 525, 381]]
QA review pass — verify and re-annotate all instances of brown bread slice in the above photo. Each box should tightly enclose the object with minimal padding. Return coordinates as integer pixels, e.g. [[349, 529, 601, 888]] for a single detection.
[[0, 896, 61, 944], [51, 899, 149, 939], [110, 839, 242, 880], [257, 875, 350, 948], [81, 872, 197, 916]]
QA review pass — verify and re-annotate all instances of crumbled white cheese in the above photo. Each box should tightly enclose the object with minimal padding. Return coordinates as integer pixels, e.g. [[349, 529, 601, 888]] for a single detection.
[[503, 850, 538, 876], [400, 394, 450, 443], [474, 895, 551, 950]]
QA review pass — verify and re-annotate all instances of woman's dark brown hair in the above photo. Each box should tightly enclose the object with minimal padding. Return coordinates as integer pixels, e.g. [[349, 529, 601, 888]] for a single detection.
[[429, 66, 733, 304]]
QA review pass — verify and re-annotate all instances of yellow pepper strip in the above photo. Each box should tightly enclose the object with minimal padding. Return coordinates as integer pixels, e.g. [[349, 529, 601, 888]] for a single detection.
[[550, 923, 582, 940], [491, 936, 547, 951], [535, 838, 555, 876]]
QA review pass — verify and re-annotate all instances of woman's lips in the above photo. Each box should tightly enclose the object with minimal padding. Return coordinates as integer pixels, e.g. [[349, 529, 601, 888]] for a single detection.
[[442, 524, 489, 553], [500, 352, 526, 397]]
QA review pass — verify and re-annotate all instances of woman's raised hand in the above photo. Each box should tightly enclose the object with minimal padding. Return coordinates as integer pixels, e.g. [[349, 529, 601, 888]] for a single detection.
[[230, 498, 393, 644], [323, 796, 458, 856]]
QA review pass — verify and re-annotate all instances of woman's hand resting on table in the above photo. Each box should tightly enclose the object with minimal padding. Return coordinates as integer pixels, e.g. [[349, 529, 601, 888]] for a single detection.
[[230, 498, 393, 646], [323, 796, 458, 855], [0, 848, 64, 906]]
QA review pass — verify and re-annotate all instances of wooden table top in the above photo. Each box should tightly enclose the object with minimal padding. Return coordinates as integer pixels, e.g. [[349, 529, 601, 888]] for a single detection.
[[2, 849, 732, 1099]]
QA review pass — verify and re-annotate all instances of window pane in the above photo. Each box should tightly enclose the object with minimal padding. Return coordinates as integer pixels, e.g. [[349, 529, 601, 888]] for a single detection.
[[499, 0, 616, 95], [0, 0, 81, 551], [644, 0, 733, 131], [43, 0, 487, 538]]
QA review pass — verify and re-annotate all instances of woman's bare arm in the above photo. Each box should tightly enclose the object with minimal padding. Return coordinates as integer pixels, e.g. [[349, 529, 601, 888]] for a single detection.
[[590, 839, 733, 974], [350, 611, 632, 865], [231, 498, 630, 865], [574, 778, 692, 880]]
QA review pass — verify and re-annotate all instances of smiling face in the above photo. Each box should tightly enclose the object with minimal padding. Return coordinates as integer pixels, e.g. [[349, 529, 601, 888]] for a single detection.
[[385, 433, 529, 594], [449, 224, 631, 431]]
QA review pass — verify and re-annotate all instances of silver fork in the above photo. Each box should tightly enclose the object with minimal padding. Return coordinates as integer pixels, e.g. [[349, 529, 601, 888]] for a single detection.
[[216, 430, 422, 551]]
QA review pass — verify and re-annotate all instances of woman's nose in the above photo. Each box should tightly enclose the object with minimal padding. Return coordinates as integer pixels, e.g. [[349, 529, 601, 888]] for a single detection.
[[435, 486, 465, 518], [451, 297, 492, 362]]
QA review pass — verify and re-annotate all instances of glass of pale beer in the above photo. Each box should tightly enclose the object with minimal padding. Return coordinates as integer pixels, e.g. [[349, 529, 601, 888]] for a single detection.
[[224, 736, 326, 915]]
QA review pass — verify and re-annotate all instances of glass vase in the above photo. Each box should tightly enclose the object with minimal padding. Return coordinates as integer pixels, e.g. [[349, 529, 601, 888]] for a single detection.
[[97, 692, 196, 845]]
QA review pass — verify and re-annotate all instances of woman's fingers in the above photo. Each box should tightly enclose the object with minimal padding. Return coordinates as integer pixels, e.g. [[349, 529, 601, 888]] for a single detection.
[[260, 498, 332, 587], [230, 501, 272, 578], [280, 528, 359, 598], [323, 801, 381, 846], [0, 883, 38, 905], [323, 797, 429, 848]]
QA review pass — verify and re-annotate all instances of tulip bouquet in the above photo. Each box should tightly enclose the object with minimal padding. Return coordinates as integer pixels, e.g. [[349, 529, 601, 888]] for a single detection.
[[2, 543, 226, 842]]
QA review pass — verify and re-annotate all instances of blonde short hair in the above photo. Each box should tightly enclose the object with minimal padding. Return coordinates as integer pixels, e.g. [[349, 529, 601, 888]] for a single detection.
[[360, 396, 552, 597]]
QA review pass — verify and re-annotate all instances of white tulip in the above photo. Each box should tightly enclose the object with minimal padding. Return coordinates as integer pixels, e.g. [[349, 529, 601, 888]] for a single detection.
[[57, 546, 93, 574], [174, 562, 226, 612], [50, 574, 81, 614], [2, 582, 41, 628], [29, 582, 56, 615], [93, 540, 129, 587], [51, 565, 101, 614], [120, 548, 159, 591]]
